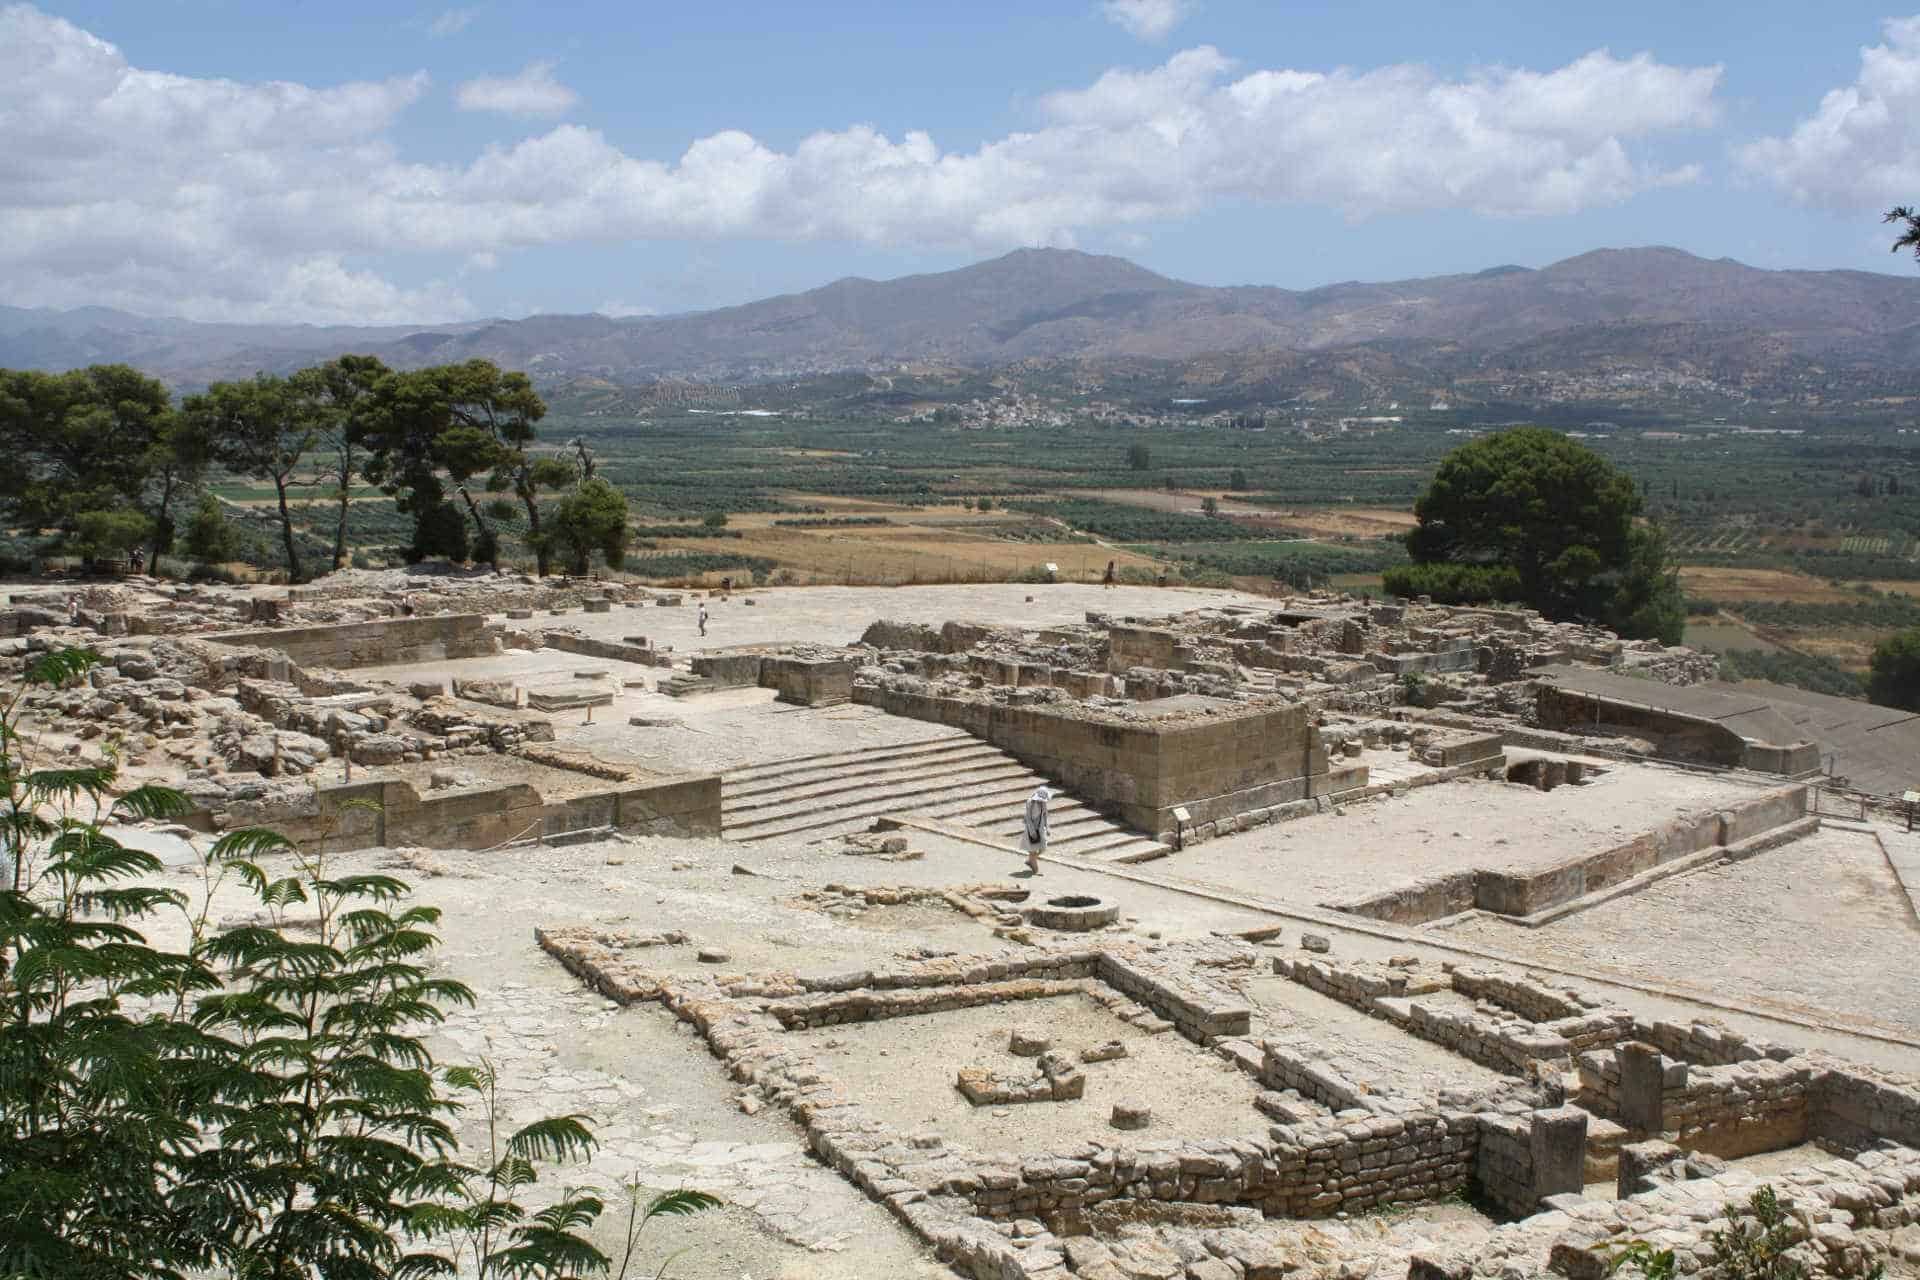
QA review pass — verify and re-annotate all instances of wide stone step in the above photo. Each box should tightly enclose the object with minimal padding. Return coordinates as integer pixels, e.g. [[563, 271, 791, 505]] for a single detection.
[[724, 760, 1039, 820], [725, 741, 1007, 800], [1052, 827, 1161, 855], [979, 809, 1110, 840], [906, 782, 1059, 821], [720, 727, 1171, 858], [727, 774, 1053, 842], [723, 732, 974, 783]]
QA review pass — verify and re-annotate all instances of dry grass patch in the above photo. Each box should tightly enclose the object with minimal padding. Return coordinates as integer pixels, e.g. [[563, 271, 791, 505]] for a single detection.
[[640, 529, 1163, 585], [1677, 566, 1862, 604]]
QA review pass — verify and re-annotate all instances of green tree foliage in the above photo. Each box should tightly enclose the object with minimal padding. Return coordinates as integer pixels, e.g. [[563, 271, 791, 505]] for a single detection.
[[1228, 468, 1248, 492], [71, 509, 155, 561], [1715, 647, 1865, 699], [182, 494, 243, 564], [1402, 427, 1682, 641], [411, 498, 472, 565], [1127, 443, 1151, 471], [1886, 205, 1920, 264], [359, 361, 562, 573], [0, 648, 718, 1279], [1867, 628, 1920, 710], [184, 374, 326, 583], [307, 355, 392, 572], [1380, 561, 1523, 605], [1201, 496, 1219, 516], [551, 478, 632, 575], [700, 510, 729, 529], [0, 365, 174, 549]]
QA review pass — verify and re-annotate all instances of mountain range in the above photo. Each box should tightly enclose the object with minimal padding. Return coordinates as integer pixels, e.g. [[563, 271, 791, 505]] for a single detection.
[[9, 246, 1920, 406]]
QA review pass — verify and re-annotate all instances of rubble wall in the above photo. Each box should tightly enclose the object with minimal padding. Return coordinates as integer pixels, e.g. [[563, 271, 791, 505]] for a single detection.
[[209, 613, 497, 669]]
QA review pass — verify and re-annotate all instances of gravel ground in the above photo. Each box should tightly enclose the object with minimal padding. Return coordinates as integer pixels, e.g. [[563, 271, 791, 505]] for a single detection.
[[513, 581, 1273, 652], [1444, 826, 1920, 1041], [790, 992, 1262, 1155]]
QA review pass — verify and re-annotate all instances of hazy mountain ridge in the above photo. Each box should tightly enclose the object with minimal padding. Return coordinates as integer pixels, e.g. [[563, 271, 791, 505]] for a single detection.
[[8, 246, 1920, 400]]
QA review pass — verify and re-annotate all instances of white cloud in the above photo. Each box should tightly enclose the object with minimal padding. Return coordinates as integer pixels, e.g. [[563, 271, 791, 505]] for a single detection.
[[455, 59, 580, 118], [1101, 0, 1194, 42], [428, 7, 477, 37], [1738, 17, 1920, 209], [0, 3, 1724, 322]]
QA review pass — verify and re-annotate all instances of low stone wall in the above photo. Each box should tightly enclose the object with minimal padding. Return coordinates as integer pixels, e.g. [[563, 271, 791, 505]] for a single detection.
[[759, 655, 855, 707], [216, 769, 719, 853], [1260, 1045, 1372, 1111], [541, 630, 676, 668], [1810, 1066, 1920, 1152], [1096, 951, 1252, 1042], [689, 652, 764, 687], [1337, 785, 1810, 923], [1276, 957, 1639, 1085], [857, 619, 945, 651], [1575, 1045, 1812, 1158], [208, 613, 497, 669]]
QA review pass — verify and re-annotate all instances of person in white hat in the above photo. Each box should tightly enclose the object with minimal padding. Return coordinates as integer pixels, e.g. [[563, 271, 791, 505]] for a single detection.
[[1022, 785, 1051, 875]]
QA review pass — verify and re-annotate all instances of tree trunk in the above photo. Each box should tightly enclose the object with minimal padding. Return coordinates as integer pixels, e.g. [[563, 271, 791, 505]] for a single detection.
[[519, 483, 549, 577], [148, 464, 179, 573], [455, 484, 495, 567], [273, 475, 304, 584], [331, 449, 352, 571]]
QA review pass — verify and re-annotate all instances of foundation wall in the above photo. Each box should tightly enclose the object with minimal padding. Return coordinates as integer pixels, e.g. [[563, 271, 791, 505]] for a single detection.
[[1534, 687, 1818, 777], [1106, 625, 1182, 673], [209, 613, 497, 669], [853, 684, 1331, 836], [760, 656, 856, 707], [1337, 785, 1808, 923]]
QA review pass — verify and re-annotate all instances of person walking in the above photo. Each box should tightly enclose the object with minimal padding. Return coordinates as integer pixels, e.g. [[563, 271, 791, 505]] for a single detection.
[[697, 602, 709, 637], [1102, 560, 1116, 589], [1022, 785, 1051, 875]]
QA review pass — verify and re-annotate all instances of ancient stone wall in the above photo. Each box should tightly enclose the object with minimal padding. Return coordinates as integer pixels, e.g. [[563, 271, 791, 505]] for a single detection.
[[1336, 785, 1809, 923], [217, 770, 720, 853], [1107, 624, 1182, 673], [854, 683, 1339, 836], [208, 613, 497, 670], [760, 655, 855, 707], [1810, 1067, 1920, 1152]]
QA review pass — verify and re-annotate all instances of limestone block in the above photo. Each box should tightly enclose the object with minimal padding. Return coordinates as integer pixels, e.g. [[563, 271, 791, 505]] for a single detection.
[[1009, 1027, 1051, 1057]]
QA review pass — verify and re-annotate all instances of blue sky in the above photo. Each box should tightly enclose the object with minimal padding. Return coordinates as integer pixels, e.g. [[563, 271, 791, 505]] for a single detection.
[[7, 0, 1920, 322]]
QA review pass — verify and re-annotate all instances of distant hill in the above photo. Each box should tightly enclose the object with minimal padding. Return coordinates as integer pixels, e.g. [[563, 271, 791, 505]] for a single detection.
[[9, 246, 1920, 399]]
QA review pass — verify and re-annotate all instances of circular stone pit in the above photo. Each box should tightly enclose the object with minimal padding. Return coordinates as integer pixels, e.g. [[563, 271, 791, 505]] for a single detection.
[[1023, 894, 1121, 932]]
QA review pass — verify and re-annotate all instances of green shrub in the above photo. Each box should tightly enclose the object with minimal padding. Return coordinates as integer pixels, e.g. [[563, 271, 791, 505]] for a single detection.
[[0, 646, 719, 1279], [1381, 562, 1524, 605]]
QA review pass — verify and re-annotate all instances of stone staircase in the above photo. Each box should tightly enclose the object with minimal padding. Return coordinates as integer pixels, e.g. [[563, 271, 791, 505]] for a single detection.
[[720, 729, 1172, 863]]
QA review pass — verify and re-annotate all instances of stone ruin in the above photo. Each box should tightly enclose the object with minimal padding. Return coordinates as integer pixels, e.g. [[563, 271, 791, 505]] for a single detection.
[[534, 919, 1920, 1280]]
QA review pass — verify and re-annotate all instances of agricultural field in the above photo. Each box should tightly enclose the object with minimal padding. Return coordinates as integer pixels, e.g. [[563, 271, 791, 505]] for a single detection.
[[163, 412, 1920, 681], [1130, 538, 1408, 588], [1675, 567, 1865, 604]]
